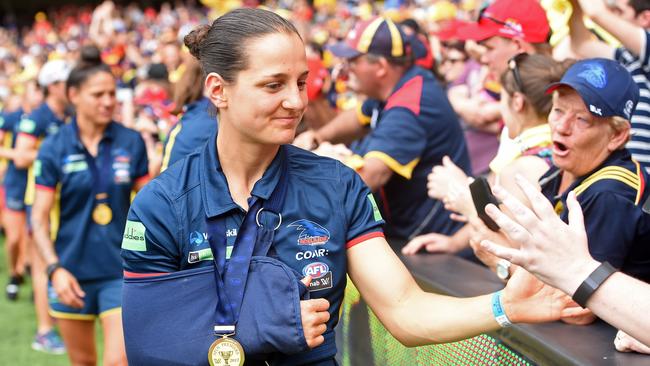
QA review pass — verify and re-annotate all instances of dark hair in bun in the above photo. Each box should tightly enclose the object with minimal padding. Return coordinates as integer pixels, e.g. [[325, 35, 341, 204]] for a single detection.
[[66, 44, 113, 92], [184, 8, 301, 83]]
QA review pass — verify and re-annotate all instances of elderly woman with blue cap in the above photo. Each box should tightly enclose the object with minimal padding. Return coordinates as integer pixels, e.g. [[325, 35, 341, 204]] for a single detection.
[[537, 58, 650, 284]]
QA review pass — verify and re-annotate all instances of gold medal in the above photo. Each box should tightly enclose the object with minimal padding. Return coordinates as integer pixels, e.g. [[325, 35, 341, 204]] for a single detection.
[[208, 337, 245, 366], [92, 203, 113, 225]]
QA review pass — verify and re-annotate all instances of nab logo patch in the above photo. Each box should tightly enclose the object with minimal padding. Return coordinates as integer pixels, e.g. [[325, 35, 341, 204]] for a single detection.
[[302, 262, 329, 279], [288, 219, 330, 246]]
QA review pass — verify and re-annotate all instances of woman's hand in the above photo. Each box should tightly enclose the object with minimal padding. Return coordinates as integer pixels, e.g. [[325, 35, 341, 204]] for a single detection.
[[560, 300, 597, 325], [427, 156, 470, 200], [478, 175, 598, 295], [312, 142, 352, 162], [468, 215, 514, 270], [444, 177, 476, 218], [293, 130, 319, 150], [502, 268, 574, 324], [401, 232, 463, 255], [51, 267, 85, 309], [300, 276, 330, 349]]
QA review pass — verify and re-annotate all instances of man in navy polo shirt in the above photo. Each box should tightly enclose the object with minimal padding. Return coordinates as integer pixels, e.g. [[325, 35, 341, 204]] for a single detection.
[[298, 17, 470, 240]]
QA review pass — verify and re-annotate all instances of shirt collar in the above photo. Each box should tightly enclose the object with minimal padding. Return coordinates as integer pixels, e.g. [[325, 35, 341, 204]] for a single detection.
[[70, 117, 116, 149], [541, 149, 631, 201], [199, 130, 285, 218]]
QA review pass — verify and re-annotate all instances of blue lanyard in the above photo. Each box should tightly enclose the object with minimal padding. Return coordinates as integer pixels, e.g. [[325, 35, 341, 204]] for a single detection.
[[72, 120, 113, 204], [206, 147, 289, 336]]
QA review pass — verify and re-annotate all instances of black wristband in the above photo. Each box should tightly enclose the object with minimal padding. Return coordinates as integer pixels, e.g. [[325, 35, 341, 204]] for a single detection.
[[46, 262, 61, 282], [572, 262, 617, 308]]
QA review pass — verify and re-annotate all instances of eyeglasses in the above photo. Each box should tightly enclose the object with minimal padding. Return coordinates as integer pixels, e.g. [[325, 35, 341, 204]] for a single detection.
[[508, 52, 528, 93]]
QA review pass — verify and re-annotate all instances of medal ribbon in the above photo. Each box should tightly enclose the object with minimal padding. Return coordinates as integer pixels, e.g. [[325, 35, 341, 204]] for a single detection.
[[206, 146, 289, 336], [72, 119, 113, 207]]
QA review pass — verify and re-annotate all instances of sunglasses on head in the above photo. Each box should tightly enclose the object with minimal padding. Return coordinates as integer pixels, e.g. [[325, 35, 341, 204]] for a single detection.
[[508, 52, 528, 93]]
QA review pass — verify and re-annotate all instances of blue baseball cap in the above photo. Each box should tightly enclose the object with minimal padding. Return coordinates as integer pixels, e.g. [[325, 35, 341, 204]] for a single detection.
[[329, 17, 408, 59], [545, 58, 639, 121]]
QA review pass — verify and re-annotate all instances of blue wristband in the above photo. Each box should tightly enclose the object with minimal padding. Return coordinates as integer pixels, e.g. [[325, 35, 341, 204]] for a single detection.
[[491, 290, 512, 327]]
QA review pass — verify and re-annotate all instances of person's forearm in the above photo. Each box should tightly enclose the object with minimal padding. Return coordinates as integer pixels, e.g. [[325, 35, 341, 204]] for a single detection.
[[31, 216, 57, 265], [13, 149, 37, 169], [0, 147, 16, 161], [569, 3, 613, 58], [585, 272, 650, 347], [314, 109, 366, 145], [590, 11, 643, 56], [578, 0, 644, 56], [384, 292, 499, 346]]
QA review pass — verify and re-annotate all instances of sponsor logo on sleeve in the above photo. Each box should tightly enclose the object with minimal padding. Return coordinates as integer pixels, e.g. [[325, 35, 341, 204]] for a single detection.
[[18, 118, 36, 134], [33, 160, 42, 177], [122, 220, 147, 251], [302, 262, 333, 292], [288, 219, 330, 246], [367, 193, 382, 222]]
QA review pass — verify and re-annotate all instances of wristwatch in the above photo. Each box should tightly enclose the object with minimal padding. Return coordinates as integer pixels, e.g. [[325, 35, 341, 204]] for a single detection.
[[496, 259, 512, 281], [46, 262, 61, 281]]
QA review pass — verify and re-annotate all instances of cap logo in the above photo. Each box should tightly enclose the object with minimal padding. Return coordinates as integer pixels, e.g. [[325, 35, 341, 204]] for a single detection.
[[589, 105, 603, 116], [577, 63, 607, 89], [624, 100, 634, 119]]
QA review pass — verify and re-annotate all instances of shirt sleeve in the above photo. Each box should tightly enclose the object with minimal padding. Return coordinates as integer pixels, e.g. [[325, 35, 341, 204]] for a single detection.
[[339, 163, 385, 248], [357, 99, 380, 126], [16, 114, 40, 138], [579, 191, 638, 268], [131, 133, 149, 181], [363, 107, 426, 179], [121, 180, 181, 274], [34, 137, 59, 189], [614, 29, 650, 73]]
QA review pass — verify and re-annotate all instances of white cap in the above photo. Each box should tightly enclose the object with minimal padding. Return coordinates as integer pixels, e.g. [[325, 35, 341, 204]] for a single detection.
[[38, 59, 72, 87]]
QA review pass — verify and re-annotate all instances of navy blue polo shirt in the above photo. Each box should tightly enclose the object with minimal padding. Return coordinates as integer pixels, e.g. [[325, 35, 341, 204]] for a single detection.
[[122, 137, 385, 357], [17, 102, 68, 206], [351, 66, 471, 239], [35, 120, 149, 281], [0, 109, 28, 210], [161, 97, 218, 171], [540, 149, 650, 282]]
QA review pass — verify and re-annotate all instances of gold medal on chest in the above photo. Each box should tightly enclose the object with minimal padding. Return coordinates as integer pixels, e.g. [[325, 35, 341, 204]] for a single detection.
[[208, 337, 245, 366], [92, 203, 113, 225]]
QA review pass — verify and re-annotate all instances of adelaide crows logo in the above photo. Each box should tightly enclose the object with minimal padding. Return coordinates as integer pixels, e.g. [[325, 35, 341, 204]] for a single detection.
[[288, 219, 330, 246]]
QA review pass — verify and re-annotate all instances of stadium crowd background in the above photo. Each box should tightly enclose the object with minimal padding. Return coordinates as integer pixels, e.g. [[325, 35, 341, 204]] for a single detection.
[[1, 0, 650, 364]]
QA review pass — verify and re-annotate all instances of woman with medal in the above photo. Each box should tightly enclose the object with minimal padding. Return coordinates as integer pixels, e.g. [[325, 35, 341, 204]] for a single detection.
[[121, 9, 572, 366], [31, 48, 149, 366]]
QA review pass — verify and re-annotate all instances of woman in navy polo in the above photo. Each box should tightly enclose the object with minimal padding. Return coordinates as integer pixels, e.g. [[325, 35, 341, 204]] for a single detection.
[[121, 8, 569, 366], [31, 49, 149, 365]]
